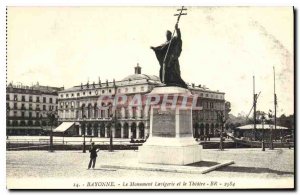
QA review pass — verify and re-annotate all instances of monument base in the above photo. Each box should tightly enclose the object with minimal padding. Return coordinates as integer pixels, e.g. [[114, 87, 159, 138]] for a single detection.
[[139, 137, 202, 165], [138, 86, 202, 165]]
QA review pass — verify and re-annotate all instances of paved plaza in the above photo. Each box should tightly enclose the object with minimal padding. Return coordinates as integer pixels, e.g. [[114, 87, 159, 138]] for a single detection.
[[6, 148, 294, 189]]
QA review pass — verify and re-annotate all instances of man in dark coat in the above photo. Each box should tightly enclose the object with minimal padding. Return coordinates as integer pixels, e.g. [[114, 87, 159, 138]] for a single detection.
[[150, 23, 187, 89], [88, 142, 100, 169]]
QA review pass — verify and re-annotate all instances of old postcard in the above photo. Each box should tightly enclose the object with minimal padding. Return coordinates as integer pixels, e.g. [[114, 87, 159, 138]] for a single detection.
[[6, 6, 294, 189]]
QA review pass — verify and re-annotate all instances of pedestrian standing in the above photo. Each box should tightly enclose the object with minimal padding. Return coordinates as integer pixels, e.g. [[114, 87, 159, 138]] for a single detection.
[[88, 142, 100, 169]]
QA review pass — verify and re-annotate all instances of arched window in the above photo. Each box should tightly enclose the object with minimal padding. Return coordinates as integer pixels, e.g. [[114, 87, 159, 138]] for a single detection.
[[87, 104, 92, 118], [94, 103, 98, 118]]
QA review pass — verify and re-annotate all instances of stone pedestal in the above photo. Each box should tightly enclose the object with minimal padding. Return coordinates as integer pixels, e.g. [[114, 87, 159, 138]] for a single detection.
[[138, 86, 202, 165]]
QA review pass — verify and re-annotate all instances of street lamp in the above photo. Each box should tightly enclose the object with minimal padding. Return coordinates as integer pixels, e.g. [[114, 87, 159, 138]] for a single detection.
[[217, 111, 225, 151], [269, 125, 274, 150], [48, 112, 56, 153], [109, 114, 114, 152], [108, 79, 117, 152], [261, 115, 265, 151], [82, 115, 87, 153]]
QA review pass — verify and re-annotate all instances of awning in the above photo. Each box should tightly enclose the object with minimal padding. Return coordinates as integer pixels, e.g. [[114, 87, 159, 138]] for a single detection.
[[53, 122, 74, 132]]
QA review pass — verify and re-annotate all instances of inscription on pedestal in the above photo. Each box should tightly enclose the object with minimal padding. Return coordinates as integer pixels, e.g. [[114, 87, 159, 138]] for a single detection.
[[152, 108, 175, 137]]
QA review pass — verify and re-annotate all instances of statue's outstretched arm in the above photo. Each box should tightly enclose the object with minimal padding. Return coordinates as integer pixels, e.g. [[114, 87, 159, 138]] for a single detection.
[[175, 24, 181, 39]]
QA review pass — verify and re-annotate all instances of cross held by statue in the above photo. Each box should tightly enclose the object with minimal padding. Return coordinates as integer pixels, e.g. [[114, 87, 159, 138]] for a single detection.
[[161, 6, 187, 84]]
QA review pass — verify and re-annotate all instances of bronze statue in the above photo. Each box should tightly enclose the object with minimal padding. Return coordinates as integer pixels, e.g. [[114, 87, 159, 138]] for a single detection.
[[151, 24, 187, 89]]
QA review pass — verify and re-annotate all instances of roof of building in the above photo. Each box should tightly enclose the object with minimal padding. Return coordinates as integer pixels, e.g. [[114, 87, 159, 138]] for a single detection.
[[121, 74, 160, 82], [236, 124, 289, 130], [62, 74, 162, 93], [6, 82, 63, 95]]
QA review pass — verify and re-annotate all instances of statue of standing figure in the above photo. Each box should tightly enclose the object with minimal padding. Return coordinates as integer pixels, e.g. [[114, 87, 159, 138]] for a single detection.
[[151, 23, 187, 89]]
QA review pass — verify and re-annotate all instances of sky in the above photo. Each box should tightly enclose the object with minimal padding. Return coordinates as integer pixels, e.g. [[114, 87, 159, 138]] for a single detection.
[[7, 6, 294, 116]]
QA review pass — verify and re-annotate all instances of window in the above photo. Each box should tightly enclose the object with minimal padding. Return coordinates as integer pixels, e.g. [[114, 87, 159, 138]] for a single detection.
[[200, 93, 203, 97], [29, 112, 32, 118], [66, 94, 69, 98], [6, 103, 9, 110], [43, 105, 46, 111], [14, 103, 17, 109], [14, 95, 17, 101], [22, 95, 25, 101], [71, 93, 74, 97], [102, 90, 105, 94], [49, 98, 53, 103], [36, 112, 39, 118], [13, 111, 17, 117], [60, 94, 63, 98], [83, 92, 86, 95], [141, 86, 144, 91], [6, 94, 9, 100], [77, 93, 80, 97], [205, 94, 208, 97], [29, 104, 32, 110], [108, 89, 111, 93], [36, 96, 40, 102], [56, 99, 58, 104], [29, 96, 32, 102], [21, 103, 25, 110], [43, 97, 46, 103], [133, 87, 136, 92], [89, 91, 92, 95], [118, 89, 121, 93]]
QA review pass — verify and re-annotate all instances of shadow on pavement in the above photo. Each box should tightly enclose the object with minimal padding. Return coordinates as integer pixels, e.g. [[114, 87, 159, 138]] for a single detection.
[[89, 168, 116, 171], [186, 161, 220, 167], [216, 165, 294, 175]]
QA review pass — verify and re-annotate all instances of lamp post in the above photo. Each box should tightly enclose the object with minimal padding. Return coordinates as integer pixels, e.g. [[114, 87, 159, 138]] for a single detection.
[[217, 111, 225, 151], [269, 125, 274, 150], [48, 112, 56, 153], [261, 115, 265, 151], [82, 115, 86, 153], [108, 79, 117, 152], [109, 121, 114, 152]]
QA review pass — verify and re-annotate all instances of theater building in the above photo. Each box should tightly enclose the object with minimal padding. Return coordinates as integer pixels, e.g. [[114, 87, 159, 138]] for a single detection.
[[57, 65, 229, 139], [6, 82, 64, 135]]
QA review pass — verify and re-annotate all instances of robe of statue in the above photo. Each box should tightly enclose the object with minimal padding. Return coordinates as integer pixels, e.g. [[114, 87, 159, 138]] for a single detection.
[[151, 27, 187, 89]]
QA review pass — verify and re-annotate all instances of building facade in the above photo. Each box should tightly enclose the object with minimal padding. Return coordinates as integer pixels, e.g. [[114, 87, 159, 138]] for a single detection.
[[6, 82, 64, 135], [57, 65, 229, 139]]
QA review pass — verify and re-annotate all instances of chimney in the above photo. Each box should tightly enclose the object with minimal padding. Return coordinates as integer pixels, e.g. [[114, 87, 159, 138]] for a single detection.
[[134, 63, 141, 74]]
